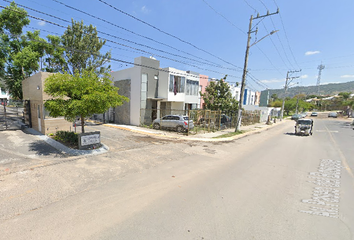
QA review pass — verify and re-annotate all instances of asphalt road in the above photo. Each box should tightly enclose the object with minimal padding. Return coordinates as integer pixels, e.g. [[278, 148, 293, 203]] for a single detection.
[[0, 118, 353, 240]]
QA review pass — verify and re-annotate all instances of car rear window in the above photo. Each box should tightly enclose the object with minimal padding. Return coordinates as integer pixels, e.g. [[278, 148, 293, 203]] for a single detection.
[[183, 117, 189, 120]]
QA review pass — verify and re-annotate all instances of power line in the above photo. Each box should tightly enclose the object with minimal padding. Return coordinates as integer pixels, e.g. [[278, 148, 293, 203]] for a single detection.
[[261, 21, 290, 69], [0, 6, 241, 81], [96, 0, 243, 70], [200, 0, 246, 34], [46, 0, 224, 69], [3, 3, 243, 77], [271, 0, 301, 69]]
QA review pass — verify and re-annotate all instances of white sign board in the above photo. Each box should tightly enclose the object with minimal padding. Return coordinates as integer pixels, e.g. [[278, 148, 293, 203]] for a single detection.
[[81, 133, 100, 146]]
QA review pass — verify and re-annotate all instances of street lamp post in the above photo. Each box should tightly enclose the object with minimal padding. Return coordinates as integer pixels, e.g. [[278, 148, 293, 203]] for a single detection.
[[235, 10, 279, 132]]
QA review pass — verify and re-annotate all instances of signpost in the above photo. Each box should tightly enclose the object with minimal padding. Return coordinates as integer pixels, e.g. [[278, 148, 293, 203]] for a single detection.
[[78, 131, 101, 150]]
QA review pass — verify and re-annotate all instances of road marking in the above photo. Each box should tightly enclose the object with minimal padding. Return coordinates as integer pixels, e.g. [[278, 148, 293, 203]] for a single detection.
[[316, 130, 338, 133], [324, 125, 354, 181], [300, 159, 342, 218]]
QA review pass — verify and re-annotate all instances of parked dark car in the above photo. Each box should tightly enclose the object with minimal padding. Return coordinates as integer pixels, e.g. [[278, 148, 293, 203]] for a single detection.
[[153, 115, 194, 132], [328, 112, 338, 118]]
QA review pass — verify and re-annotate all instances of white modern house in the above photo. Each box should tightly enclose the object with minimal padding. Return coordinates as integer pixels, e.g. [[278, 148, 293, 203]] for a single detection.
[[110, 56, 200, 126], [230, 85, 257, 105]]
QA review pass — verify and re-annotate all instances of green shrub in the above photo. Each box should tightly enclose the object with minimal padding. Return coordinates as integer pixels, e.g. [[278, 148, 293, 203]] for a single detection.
[[54, 131, 78, 145]]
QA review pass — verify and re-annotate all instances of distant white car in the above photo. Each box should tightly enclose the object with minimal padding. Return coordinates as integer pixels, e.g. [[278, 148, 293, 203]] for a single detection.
[[328, 112, 338, 118]]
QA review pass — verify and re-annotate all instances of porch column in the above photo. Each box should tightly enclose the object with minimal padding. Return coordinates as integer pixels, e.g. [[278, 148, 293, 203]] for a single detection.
[[157, 100, 161, 118]]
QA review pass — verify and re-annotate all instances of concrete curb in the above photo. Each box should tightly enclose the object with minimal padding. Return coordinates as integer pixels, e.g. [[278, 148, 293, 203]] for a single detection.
[[104, 120, 288, 142], [23, 127, 109, 156]]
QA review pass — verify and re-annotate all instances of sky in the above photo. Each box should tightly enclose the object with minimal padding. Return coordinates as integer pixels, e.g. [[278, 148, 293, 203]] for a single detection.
[[5, 0, 354, 92]]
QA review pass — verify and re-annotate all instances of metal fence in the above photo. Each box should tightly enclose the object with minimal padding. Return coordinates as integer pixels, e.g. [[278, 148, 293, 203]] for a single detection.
[[140, 108, 262, 135], [0, 100, 24, 131]]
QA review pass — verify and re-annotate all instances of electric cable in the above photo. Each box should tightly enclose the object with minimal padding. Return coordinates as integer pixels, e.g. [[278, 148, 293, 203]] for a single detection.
[[95, 0, 243, 70], [9, 0, 238, 72]]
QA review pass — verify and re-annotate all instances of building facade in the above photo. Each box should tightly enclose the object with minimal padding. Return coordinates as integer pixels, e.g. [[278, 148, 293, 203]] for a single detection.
[[110, 56, 200, 126], [22, 72, 72, 134]]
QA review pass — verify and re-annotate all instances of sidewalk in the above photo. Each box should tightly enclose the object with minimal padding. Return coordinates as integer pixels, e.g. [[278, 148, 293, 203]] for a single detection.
[[103, 119, 286, 142], [7, 120, 286, 158]]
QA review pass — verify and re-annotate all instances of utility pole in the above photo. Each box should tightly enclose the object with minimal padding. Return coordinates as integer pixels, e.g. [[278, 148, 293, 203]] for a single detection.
[[235, 9, 279, 132], [316, 64, 325, 96], [280, 70, 301, 120]]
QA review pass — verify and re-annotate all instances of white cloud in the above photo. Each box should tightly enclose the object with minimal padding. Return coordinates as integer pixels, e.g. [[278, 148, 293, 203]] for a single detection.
[[305, 51, 320, 56], [141, 5, 150, 14], [38, 21, 46, 26], [260, 79, 283, 84], [340, 74, 354, 78], [300, 74, 308, 79]]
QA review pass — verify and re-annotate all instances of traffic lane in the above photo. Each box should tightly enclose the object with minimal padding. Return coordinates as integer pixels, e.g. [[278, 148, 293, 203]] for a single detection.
[[314, 118, 354, 231], [1, 121, 349, 240], [314, 119, 354, 176], [93, 121, 352, 239]]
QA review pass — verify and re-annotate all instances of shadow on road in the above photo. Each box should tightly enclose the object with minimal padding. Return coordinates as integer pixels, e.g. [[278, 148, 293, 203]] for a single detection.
[[284, 132, 296, 136], [28, 140, 65, 157]]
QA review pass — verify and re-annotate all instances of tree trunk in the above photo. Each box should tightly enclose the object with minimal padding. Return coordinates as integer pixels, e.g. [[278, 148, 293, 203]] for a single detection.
[[81, 115, 85, 133]]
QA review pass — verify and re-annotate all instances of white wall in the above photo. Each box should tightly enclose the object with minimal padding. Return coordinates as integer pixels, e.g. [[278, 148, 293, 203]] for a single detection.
[[0, 87, 10, 99], [110, 66, 141, 126], [230, 85, 241, 102], [158, 70, 169, 99]]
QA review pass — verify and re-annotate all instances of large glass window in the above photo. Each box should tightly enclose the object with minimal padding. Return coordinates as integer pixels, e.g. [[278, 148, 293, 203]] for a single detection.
[[186, 80, 199, 96], [169, 75, 185, 94]]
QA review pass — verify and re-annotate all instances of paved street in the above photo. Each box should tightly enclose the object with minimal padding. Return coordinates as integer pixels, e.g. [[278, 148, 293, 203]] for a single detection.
[[0, 118, 353, 239]]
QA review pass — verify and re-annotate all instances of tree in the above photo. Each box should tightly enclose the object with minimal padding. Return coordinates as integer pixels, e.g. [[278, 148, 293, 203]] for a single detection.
[[200, 76, 238, 112], [60, 20, 111, 75], [338, 92, 351, 100], [44, 69, 129, 133], [0, 2, 48, 99]]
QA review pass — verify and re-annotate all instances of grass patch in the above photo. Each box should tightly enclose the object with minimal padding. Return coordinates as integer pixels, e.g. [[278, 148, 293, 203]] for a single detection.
[[213, 130, 245, 139]]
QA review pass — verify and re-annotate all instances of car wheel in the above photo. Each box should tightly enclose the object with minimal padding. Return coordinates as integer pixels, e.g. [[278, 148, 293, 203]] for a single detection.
[[176, 125, 183, 133], [153, 123, 160, 130]]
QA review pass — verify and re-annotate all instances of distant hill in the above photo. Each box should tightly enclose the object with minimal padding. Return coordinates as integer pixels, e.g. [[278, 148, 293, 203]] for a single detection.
[[262, 81, 354, 99]]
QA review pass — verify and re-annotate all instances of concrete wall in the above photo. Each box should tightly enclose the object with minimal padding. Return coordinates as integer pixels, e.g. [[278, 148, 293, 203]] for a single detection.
[[255, 91, 261, 106], [243, 105, 270, 122], [199, 74, 209, 108], [158, 70, 169, 99], [22, 72, 72, 135], [111, 67, 140, 125], [259, 90, 269, 107], [135, 57, 160, 99], [114, 80, 131, 124]]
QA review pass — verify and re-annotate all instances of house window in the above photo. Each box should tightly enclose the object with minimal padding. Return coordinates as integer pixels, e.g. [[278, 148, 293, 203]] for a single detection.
[[169, 75, 185, 94], [186, 80, 199, 96]]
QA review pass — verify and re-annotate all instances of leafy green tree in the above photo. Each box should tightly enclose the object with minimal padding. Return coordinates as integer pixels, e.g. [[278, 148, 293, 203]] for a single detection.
[[0, 2, 49, 99], [338, 92, 351, 100], [200, 76, 238, 112], [269, 99, 282, 108], [60, 19, 111, 75], [44, 69, 129, 133], [0, 1, 30, 99]]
